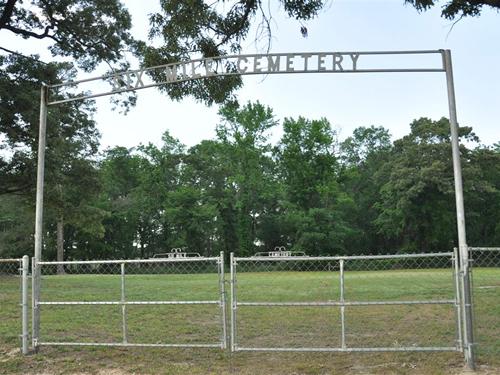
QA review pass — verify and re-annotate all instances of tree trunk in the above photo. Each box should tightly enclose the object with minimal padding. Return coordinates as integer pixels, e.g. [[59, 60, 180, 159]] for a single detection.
[[57, 217, 65, 274]]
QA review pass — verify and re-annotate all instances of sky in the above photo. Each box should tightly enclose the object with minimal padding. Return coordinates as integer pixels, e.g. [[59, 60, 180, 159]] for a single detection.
[[2, 0, 499, 150]]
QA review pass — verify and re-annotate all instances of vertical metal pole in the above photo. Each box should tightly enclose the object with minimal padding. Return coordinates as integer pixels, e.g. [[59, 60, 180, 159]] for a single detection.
[[443, 49, 475, 369], [218, 252, 228, 349], [121, 263, 128, 344], [339, 259, 346, 349], [230, 253, 236, 352], [33, 84, 48, 352], [453, 248, 463, 351], [21, 256, 29, 354], [31, 258, 36, 350]]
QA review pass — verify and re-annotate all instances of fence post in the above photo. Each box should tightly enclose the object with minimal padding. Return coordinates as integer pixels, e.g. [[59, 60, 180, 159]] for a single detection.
[[339, 259, 346, 349], [21, 256, 29, 354], [443, 49, 475, 369], [31, 257, 39, 351], [453, 248, 463, 352], [230, 252, 236, 352], [121, 263, 128, 344], [32, 84, 48, 354], [218, 252, 227, 349], [461, 249, 475, 367]]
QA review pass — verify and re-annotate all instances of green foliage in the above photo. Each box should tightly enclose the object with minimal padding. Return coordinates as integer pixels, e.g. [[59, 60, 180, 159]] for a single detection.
[[373, 118, 490, 252], [0, 0, 134, 71], [2, 98, 500, 259], [140, 0, 327, 104], [0, 53, 104, 260], [405, 0, 500, 19], [0, 194, 34, 256]]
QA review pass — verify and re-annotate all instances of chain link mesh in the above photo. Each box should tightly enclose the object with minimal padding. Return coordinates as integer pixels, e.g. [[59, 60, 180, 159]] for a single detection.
[[2, 248, 496, 372], [0, 259, 23, 352], [469, 247, 500, 368], [36, 256, 226, 348]]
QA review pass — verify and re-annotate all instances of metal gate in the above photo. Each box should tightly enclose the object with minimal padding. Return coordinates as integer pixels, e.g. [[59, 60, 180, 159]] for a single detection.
[[230, 251, 462, 353], [33, 251, 227, 349]]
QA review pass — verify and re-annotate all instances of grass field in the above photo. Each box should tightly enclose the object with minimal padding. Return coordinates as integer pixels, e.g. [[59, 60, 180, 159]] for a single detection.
[[0, 267, 498, 374]]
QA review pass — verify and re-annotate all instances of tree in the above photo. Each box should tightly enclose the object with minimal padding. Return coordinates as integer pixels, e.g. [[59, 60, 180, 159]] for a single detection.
[[373, 117, 487, 252], [135, 132, 186, 256], [140, 0, 327, 104], [406, 0, 500, 20], [276, 117, 354, 254], [0, 53, 105, 263], [339, 126, 393, 253], [0, 0, 134, 71], [340, 126, 392, 167], [0, 194, 34, 257], [215, 101, 278, 255], [277, 117, 339, 210], [465, 144, 500, 246], [183, 140, 240, 255]]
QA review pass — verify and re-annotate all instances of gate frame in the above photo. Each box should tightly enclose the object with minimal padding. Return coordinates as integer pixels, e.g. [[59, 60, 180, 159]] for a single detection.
[[32, 252, 227, 349], [230, 251, 462, 353], [31, 49, 474, 368]]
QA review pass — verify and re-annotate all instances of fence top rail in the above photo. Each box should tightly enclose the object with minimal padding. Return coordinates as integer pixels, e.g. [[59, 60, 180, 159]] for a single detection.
[[234, 252, 453, 262], [38, 256, 220, 265], [0, 258, 22, 263], [468, 247, 500, 251]]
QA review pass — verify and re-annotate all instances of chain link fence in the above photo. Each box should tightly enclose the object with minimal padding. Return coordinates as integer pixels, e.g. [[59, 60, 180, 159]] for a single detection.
[[0, 257, 29, 354], [1, 247, 496, 373], [33, 252, 227, 349], [230, 251, 461, 354], [469, 247, 500, 368]]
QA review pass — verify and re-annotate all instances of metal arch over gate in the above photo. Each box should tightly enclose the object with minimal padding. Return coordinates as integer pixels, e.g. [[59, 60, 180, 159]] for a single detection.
[[32, 49, 475, 368]]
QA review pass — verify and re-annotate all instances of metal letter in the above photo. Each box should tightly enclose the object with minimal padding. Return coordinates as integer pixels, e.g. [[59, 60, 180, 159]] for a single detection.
[[267, 55, 280, 72], [191, 62, 201, 79], [123, 73, 134, 89], [301, 53, 313, 71], [317, 53, 327, 71], [333, 53, 344, 71], [349, 53, 360, 71], [253, 56, 262, 73], [205, 58, 216, 76], [110, 75, 122, 91], [165, 65, 177, 82], [237, 57, 248, 73], [286, 54, 295, 72], [134, 70, 145, 88]]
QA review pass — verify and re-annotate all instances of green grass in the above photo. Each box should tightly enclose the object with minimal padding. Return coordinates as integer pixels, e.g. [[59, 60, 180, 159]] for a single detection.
[[0, 268, 498, 374]]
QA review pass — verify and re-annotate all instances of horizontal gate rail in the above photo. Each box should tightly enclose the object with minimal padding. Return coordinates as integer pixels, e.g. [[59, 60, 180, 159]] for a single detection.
[[38, 300, 219, 305], [468, 247, 500, 251], [37, 257, 219, 265], [231, 251, 462, 353], [241, 252, 453, 262], [37, 342, 222, 348], [34, 252, 227, 350], [237, 300, 455, 306], [235, 346, 459, 352]]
